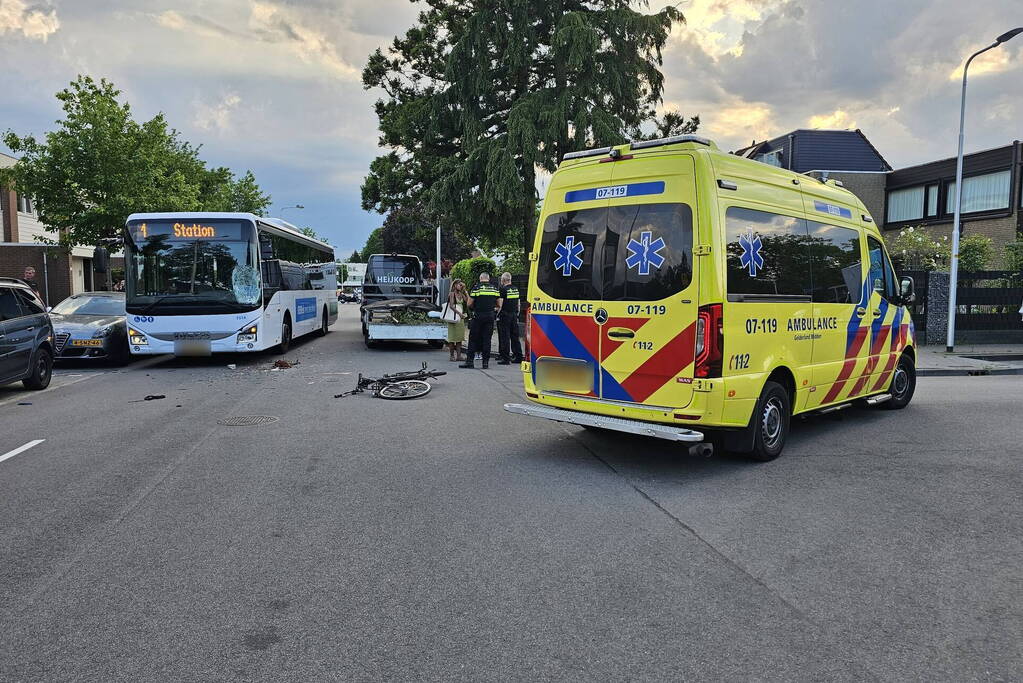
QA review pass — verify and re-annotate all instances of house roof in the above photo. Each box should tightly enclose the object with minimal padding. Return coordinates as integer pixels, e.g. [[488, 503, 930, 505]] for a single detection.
[[733, 129, 892, 173]]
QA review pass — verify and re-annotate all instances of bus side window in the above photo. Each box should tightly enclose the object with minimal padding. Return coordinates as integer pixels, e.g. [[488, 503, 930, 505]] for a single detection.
[[262, 260, 283, 289]]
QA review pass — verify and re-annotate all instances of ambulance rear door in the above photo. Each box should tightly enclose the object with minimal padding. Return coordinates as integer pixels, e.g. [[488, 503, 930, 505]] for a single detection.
[[597, 153, 699, 408]]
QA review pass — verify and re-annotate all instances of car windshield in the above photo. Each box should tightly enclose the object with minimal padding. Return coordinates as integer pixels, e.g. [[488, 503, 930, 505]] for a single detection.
[[125, 219, 261, 311], [51, 295, 125, 316]]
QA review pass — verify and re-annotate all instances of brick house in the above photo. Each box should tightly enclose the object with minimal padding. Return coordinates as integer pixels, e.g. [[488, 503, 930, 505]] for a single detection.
[[0, 151, 120, 306]]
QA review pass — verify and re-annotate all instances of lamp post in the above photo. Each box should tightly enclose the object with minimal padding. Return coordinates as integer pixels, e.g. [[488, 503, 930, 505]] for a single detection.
[[946, 27, 1023, 352], [279, 204, 305, 221]]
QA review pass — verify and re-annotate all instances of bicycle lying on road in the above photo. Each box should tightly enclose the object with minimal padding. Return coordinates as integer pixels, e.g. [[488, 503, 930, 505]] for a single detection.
[[334, 362, 447, 400]]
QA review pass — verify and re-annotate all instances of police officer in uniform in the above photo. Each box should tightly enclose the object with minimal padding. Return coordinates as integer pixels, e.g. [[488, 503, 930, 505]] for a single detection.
[[496, 272, 523, 365], [460, 273, 501, 369]]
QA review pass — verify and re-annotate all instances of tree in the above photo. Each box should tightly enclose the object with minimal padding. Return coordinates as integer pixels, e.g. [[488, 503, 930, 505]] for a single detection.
[[348, 249, 362, 262], [362, 1, 688, 248], [362, 227, 385, 257], [379, 205, 471, 263], [1, 76, 270, 248]]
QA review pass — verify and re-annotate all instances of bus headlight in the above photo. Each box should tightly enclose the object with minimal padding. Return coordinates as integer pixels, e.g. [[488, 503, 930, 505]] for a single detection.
[[237, 324, 258, 343], [128, 328, 148, 345]]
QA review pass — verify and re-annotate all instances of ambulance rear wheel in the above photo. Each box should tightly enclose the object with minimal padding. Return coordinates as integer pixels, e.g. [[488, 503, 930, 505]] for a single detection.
[[884, 354, 916, 410], [749, 381, 790, 462]]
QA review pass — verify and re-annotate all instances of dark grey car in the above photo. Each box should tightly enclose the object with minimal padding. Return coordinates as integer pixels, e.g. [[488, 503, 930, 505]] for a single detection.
[[0, 277, 54, 390], [49, 292, 129, 364]]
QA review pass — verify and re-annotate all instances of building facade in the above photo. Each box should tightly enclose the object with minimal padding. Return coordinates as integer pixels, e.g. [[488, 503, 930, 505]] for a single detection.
[[1, 151, 114, 305], [737, 133, 1023, 264]]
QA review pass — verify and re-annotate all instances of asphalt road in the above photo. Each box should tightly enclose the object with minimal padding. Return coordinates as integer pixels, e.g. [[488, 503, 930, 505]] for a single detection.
[[0, 304, 1020, 681]]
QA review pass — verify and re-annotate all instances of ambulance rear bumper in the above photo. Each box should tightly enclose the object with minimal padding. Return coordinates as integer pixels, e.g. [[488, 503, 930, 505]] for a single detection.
[[503, 403, 704, 442]]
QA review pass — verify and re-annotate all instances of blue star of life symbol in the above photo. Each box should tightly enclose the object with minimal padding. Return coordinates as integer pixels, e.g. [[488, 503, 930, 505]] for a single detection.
[[625, 230, 666, 276], [553, 235, 584, 276], [739, 228, 764, 277]]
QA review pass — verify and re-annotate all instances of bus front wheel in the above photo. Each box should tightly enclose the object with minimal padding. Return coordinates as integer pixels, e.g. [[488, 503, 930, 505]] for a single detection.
[[279, 316, 292, 354]]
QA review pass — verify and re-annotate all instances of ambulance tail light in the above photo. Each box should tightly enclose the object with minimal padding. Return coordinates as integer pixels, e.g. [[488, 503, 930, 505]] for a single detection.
[[694, 304, 723, 378]]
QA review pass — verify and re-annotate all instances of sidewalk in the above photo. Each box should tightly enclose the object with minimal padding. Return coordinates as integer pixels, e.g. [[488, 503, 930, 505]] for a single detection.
[[916, 344, 1023, 376]]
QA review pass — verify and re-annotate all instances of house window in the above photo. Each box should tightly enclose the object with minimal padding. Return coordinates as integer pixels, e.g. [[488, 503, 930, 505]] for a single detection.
[[886, 185, 924, 222], [754, 150, 783, 167], [945, 169, 1011, 214], [925, 183, 939, 217], [17, 194, 32, 214]]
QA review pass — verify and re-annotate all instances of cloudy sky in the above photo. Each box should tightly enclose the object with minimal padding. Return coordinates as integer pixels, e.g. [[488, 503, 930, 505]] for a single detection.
[[2, 0, 1020, 256]]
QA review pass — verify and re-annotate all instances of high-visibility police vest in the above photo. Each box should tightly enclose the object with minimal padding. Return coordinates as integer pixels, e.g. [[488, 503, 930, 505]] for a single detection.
[[470, 283, 501, 315], [500, 285, 520, 315]]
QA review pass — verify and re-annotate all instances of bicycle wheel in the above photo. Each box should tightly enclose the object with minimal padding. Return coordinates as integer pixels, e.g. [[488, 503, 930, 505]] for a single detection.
[[375, 380, 432, 400]]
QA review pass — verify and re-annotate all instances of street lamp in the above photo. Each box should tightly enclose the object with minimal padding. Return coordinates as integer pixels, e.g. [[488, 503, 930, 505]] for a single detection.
[[279, 204, 305, 221], [946, 27, 1023, 352]]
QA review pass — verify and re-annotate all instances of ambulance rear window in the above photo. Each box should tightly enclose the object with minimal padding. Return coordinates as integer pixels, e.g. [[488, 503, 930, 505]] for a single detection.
[[536, 204, 693, 302]]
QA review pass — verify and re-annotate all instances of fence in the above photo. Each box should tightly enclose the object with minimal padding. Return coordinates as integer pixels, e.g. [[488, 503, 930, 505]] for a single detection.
[[908, 269, 1023, 345]]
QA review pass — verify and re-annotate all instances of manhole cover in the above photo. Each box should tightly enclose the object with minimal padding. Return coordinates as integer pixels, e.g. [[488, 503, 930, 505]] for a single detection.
[[217, 415, 279, 427]]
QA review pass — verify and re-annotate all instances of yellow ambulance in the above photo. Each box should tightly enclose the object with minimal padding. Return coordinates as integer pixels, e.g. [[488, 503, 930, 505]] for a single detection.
[[505, 135, 917, 461]]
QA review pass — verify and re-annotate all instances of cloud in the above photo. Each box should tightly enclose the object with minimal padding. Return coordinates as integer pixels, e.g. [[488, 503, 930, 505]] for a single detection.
[[807, 109, 856, 130], [193, 93, 242, 132], [0, 0, 59, 41]]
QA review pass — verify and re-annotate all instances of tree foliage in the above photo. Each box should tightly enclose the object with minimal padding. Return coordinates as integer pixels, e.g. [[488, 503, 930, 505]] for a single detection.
[[362, 227, 385, 257], [1, 76, 270, 248], [379, 205, 471, 263], [362, 0, 690, 246]]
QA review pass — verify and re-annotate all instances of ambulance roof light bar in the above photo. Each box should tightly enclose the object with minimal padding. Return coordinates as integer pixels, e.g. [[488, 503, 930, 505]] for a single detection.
[[563, 146, 613, 161], [630, 134, 712, 151]]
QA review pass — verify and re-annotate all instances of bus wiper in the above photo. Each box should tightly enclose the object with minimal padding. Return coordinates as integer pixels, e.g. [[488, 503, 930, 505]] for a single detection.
[[139, 294, 199, 315]]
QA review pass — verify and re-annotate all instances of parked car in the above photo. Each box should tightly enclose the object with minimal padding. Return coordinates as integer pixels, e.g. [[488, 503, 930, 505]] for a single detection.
[[49, 291, 129, 364], [0, 277, 54, 390]]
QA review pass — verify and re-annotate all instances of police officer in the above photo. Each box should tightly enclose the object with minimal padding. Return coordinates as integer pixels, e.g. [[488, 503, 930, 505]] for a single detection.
[[496, 272, 522, 365], [459, 272, 501, 369]]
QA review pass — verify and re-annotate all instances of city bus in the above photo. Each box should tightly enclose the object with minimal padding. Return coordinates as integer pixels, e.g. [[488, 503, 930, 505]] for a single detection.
[[123, 212, 337, 356]]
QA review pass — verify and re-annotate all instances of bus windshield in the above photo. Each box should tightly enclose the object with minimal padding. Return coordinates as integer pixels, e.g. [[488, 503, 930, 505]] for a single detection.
[[125, 219, 261, 313]]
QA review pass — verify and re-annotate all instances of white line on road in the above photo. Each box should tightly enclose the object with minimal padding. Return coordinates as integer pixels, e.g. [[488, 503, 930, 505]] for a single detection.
[[0, 439, 45, 465]]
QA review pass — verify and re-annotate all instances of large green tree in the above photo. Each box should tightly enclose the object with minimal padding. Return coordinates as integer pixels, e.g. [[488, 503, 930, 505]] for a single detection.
[[1, 76, 270, 248], [379, 205, 471, 262], [362, 0, 692, 248]]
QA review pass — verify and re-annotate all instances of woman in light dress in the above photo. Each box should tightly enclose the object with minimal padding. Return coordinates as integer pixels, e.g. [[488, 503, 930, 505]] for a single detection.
[[446, 279, 469, 362]]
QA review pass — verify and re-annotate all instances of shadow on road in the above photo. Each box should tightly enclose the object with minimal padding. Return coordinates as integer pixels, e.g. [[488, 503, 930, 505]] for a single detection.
[[542, 403, 897, 480]]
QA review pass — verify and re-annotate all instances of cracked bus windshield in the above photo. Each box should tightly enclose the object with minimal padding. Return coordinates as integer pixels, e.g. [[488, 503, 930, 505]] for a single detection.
[[125, 219, 261, 313]]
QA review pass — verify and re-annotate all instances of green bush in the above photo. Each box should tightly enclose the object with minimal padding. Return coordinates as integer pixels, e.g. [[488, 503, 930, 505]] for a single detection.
[[884, 226, 949, 271], [449, 256, 497, 287], [1002, 242, 1023, 272], [957, 234, 992, 272], [499, 252, 527, 276]]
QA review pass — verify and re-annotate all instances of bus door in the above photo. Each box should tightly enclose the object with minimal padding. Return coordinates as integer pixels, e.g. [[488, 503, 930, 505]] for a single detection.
[[597, 154, 698, 408]]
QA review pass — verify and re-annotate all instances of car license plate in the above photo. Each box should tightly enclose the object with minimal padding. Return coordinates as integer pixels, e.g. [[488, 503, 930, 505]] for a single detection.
[[71, 339, 103, 347]]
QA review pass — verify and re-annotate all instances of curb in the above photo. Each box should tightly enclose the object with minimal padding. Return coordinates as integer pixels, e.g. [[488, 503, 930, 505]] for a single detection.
[[918, 367, 1023, 377]]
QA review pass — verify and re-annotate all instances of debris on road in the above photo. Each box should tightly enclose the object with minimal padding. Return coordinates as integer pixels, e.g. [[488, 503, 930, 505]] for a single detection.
[[227, 364, 236, 370], [130, 394, 166, 402], [272, 359, 298, 370]]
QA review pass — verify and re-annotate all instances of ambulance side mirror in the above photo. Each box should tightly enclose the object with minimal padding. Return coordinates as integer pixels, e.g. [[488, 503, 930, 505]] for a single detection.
[[899, 276, 916, 305]]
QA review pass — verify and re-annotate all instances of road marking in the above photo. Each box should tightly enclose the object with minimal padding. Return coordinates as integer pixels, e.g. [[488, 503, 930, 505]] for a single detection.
[[0, 372, 104, 408], [0, 439, 45, 465]]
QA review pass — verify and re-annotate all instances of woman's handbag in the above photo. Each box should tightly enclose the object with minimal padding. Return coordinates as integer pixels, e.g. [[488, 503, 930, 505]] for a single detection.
[[440, 302, 461, 323]]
